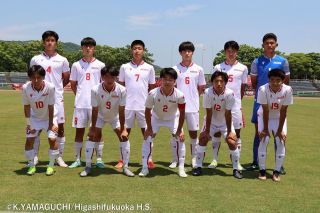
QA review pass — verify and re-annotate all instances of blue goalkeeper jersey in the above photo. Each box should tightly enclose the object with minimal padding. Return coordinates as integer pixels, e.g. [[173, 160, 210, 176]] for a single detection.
[[251, 54, 290, 96]]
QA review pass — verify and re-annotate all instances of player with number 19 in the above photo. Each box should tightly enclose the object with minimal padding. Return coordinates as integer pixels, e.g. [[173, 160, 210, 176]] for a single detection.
[[69, 37, 105, 168], [257, 69, 293, 182]]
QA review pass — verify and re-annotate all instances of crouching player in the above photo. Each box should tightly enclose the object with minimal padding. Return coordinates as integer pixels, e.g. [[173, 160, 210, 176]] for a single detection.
[[80, 66, 135, 177], [192, 71, 243, 179], [257, 69, 293, 182], [22, 65, 59, 176], [139, 68, 187, 178]]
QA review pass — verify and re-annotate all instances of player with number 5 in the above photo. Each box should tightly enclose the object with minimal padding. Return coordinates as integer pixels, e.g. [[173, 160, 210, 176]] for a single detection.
[[69, 37, 105, 168]]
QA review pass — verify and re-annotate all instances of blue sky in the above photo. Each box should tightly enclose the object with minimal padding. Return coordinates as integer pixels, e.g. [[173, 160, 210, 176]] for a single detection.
[[0, 0, 319, 73]]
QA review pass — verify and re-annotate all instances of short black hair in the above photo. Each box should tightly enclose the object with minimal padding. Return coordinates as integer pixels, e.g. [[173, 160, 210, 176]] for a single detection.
[[160, 68, 178, 80], [101, 66, 119, 77], [28, 65, 46, 78], [131, 40, 145, 49], [81, 37, 96, 46], [268, 69, 285, 80], [42, 31, 59, 41], [263, 33, 277, 43], [210, 71, 228, 83], [224, 40, 239, 51], [179, 41, 195, 52]]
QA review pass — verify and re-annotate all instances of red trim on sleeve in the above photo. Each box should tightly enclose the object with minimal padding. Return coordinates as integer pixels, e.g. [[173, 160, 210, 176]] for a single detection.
[[178, 103, 186, 110]]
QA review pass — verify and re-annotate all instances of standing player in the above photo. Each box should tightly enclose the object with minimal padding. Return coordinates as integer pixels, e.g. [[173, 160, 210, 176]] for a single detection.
[[248, 33, 290, 173], [69, 37, 105, 168], [30, 30, 70, 167], [192, 71, 243, 179], [80, 66, 134, 177], [23, 65, 59, 176], [139, 68, 187, 178], [172, 41, 206, 168], [117, 40, 156, 169], [257, 69, 293, 181], [210, 41, 248, 170]]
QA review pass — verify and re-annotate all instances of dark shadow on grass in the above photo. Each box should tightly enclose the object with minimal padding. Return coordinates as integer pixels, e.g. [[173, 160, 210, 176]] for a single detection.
[[14, 165, 47, 176]]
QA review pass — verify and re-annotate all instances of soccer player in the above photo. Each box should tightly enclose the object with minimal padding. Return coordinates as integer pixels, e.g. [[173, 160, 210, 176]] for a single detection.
[[210, 41, 248, 170], [192, 71, 243, 179], [172, 41, 206, 169], [248, 33, 290, 173], [117, 40, 156, 169], [257, 69, 293, 182], [69, 37, 105, 168], [80, 66, 135, 177], [22, 65, 59, 176], [138, 68, 187, 178], [30, 30, 70, 167]]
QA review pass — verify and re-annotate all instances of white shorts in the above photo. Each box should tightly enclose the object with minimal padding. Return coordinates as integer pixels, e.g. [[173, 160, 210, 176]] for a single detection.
[[152, 116, 179, 135], [96, 117, 120, 130], [231, 108, 245, 129], [54, 101, 65, 124], [200, 118, 235, 139], [72, 108, 92, 128], [185, 112, 199, 131], [26, 117, 58, 139], [125, 110, 146, 129], [258, 114, 287, 135]]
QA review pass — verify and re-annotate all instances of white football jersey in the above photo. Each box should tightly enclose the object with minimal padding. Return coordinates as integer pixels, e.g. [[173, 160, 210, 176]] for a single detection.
[[173, 62, 206, 113], [30, 53, 70, 103], [145, 87, 185, 121], [22, 80, 55, 120], [213, 61, 248, 109], [203, 87, 235, 126], [257, 83, 293, 119], [91, 82, 126, 122], [70, 58, 105, 109], [119, 61, 156, 111]]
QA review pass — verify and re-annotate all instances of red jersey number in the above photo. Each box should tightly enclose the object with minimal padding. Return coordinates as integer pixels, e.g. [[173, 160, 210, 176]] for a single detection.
[[35, 101, 44, 109], [163, 105, 168, 112], [185, 77, 190, 84], [271, 103, 279, 110], [213, 104, 221, 111], [106, 101, 111, 109], [228, 74, 233, 82], [86, 73, 90, 80], [135, 74, 140, 81]]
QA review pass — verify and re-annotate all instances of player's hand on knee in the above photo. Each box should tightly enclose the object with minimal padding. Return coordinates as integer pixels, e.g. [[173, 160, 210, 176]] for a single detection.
[[275, 131, 286, 142], [26, 125, 36, 134], [259, 129, 269, 141], [120, 129, 128, 141], [174, 129, 184, 142], [48, 124, 58, 133], [144, 128, 153, 140], [199, 131, 210, 144], [226, 132, 237, 143]]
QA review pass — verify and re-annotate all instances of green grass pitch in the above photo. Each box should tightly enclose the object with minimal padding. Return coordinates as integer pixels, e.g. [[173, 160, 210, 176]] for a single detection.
[[0, 91, 319, 212]]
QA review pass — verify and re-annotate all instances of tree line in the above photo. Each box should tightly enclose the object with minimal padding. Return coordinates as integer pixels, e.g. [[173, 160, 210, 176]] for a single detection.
[[0, 40, 158, 73], [0, 41, 319, 79]]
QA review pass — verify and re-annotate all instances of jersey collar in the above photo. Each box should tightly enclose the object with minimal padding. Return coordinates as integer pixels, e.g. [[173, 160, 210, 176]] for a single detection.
[[212, 87, 225, 96], [43, 52, 57, 58], [160, 87, 174, 97], [102, 83, 116, 93], [180, 62, 193, 68], [32, 82, 45, 92], [131, 60, 144, 66], [82, 57, 96, 63]]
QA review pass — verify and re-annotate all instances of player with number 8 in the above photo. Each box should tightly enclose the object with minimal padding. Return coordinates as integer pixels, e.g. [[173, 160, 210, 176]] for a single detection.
[[69, 37, 105, 169]]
